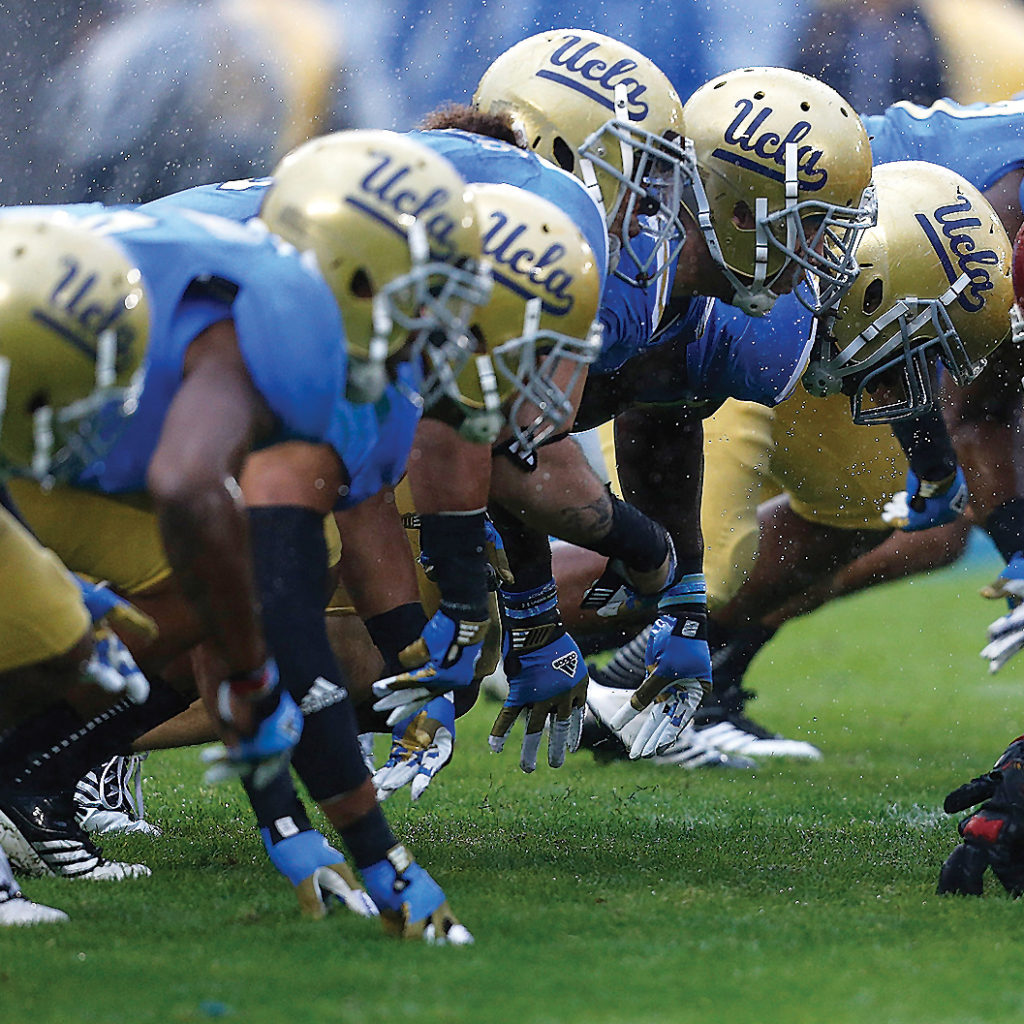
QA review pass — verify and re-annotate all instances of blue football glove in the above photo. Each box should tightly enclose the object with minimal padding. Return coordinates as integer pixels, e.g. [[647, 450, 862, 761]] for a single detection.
[[371, 608, 488, 725], [489, 630, 589, 772], [361, 844, 473, 944], [82, 627, 151, 704], [608, 612, 711, 760], [579, 558, 663, 619], [73, 575, 158, 644], [262, 828, 378, 920], [372, 694, 455, 802], [980, 553, 1024, 672], [202, 660, 303, 789], [980, 552, 1024, 606], [882, 467, 968, 532]]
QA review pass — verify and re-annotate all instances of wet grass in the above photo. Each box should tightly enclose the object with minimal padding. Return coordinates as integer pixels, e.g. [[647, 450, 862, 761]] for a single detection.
[[3, 558, 1024, 1023]]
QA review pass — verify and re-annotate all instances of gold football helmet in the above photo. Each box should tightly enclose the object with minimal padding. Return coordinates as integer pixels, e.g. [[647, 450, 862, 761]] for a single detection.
[[258, 129, 491, 403], [681, 67, 876, 316], [424, 183, 603, 449], [473, 29, 688, 287], [0, 213, 149, 484], [802, 161, 1013, 424]]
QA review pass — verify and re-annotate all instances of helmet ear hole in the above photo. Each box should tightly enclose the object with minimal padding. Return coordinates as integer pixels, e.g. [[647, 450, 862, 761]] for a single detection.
[[862, 277, 884, 315], [350, 268, 373, 299], [552, 136, 576, 172]]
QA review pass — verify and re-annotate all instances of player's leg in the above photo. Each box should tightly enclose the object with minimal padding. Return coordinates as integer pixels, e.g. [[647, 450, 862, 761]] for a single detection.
[[0, 508, 152, 880]]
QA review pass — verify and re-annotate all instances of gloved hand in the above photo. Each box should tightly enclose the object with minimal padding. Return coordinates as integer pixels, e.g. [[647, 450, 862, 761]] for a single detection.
[[489, 630, 589, 772], [608, 612, 711, 760], [980, 554, 1024, 673], [81, 627, 151, 704], [372, 695, 455, 802], [980, 552, 1024, 603], [361, 843, 473, 944], [262, 827, 378, 919], [371, 609, 488, 725], [938, 734, 1024, 897], [488, 579, 588, 771], [73, 576, 159, 645], [201, 659, 303, 789], [483, 518, 514, 590], [580, 558, 664, 619], [882, 467, 968, 532]]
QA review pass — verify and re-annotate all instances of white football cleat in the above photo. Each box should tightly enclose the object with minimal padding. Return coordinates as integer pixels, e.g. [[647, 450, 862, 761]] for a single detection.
[[0, 890, 68, 926], [0, 787, 150, 880], [693, 692, 822, 760], [75, 754, 162, 837]]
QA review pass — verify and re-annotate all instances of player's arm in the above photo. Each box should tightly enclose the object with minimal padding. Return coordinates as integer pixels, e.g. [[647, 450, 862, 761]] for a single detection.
[[372, 418, 492, 723], [882, 406, 968, 532], [606, 404, 712, 758], [147, 318, 299, 782], [147, 318, 271, 679], [334, 487, 420, 622]]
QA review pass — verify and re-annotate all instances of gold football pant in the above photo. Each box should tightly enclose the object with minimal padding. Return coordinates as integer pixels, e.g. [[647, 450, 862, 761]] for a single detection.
[[0, 505, 90, 672], [591, 393, 905, 611]]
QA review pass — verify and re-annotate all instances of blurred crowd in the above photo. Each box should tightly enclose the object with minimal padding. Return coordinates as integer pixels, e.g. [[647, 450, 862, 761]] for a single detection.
[[3, 0, 1024, 205]]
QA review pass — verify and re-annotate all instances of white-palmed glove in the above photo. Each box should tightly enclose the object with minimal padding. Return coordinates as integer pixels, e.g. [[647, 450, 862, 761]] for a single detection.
[[882, 468, 968, 532], [981, 554, 1024, 673], [608, 613, 710, 758], [372, 695, 455, 802], [82, 628, 151, 704]]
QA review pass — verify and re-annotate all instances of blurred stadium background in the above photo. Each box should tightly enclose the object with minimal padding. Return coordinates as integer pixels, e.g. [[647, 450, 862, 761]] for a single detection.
[[5, 0, 1024, 209]]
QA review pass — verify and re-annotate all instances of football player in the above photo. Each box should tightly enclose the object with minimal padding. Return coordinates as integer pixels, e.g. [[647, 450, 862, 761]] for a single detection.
[[144, 129, 606, 786], [0, 218, 169, 880], [0, 136, 484, 940], [585, 158, 1015, 762], [469, 37, 878, 759], [689, 99, 1024, 753], [371, 181, 603, 792]]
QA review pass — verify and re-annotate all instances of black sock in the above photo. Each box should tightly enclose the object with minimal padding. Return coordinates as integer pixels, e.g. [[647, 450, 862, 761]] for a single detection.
[[0, 677, 190, 789], [339, 805, 398, 870], [242, 768, 313, 845], [985, 498, 1024, 563], [707, 619, 777, 695]]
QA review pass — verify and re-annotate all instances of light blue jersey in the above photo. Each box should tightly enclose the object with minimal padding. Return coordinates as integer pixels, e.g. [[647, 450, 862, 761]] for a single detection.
[[146, 182, 422, 509], [592, 233, 812, 410], [866, 98, 1024, 197], [29, 203, 349, 494]]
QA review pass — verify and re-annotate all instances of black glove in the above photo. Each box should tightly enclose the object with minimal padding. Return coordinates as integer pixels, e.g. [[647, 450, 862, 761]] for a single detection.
[[937, 735, 1024, 897]]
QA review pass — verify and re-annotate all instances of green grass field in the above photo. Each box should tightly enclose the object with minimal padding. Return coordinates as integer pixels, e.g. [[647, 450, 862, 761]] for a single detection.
[[3, 557, 1024, 1024]]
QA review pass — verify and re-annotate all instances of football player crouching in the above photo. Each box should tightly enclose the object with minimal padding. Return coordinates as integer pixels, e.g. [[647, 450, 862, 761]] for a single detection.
[[0, 139, 487, 940], [0, 218, 163, 892], [585, 160, 1014, 762], [370, 181, 604, 796], [475, 40, 878, 759]]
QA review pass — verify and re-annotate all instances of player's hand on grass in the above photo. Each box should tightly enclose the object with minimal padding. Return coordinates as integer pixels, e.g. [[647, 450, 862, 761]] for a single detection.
[[980, 554, 1024, 672], [373, 695, 454, 802], [362, 844, 473, 945], [262, 828, 378, 919], [371, 609, 488, 724], [488, 630, 588, 772], [608, 613, 710, 759], [882, 467, 968, 532]]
